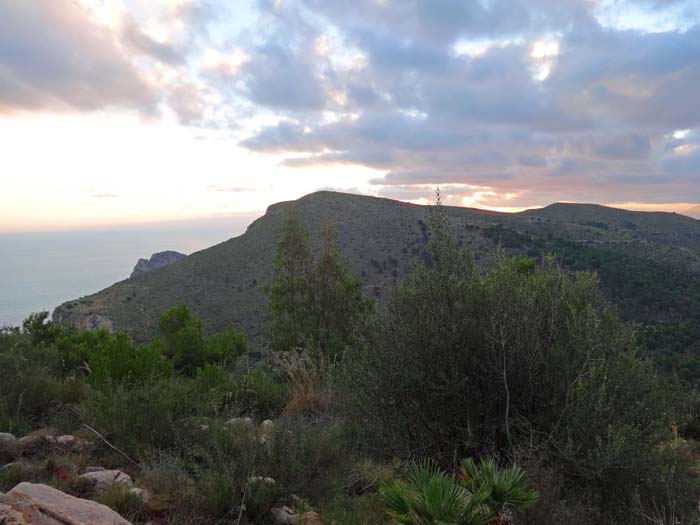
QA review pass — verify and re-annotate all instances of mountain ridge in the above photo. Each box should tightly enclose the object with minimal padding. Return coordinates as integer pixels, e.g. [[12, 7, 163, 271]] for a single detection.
[[53, 191, 700, 349]]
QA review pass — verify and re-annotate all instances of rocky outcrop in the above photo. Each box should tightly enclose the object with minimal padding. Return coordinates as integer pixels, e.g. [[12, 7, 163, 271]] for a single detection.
[[0, 482, 131, 524], [76, 313, 114, 332], [130, 251, 186, 278]]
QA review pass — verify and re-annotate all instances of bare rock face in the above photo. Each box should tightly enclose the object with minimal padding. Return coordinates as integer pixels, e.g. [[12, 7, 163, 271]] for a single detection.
[[130, 251, 186, 278], [0, 482, 131, 524], [76, 313, 114, 332]]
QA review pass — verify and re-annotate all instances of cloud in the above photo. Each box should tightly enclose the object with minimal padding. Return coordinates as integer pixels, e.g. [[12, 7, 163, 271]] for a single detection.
[[662, 146, 700, 179], [239, 42, 328, 111], [120, 15, 185, 65], [0, 0, 217, 120], [234, 0, 700, 204], [3, 0, 700, 208], [0, 0, 159, 114]]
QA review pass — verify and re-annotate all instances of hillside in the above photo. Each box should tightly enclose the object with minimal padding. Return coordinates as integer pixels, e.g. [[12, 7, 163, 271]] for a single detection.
[[53, 191, 700, 357]]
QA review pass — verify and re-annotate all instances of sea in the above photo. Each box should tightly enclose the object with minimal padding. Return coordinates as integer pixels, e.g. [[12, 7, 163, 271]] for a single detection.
[[0, 216, 256, 328]]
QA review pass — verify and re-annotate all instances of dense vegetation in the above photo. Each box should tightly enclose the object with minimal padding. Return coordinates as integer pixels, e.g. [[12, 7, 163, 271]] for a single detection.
[[484, 223, 700, 383], [2, 202, 700, 523]]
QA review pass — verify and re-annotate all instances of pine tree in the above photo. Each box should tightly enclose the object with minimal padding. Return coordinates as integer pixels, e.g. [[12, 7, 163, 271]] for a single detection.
[[267, 210, 369, 355], [267, 208, 314, 351], [311, 223, 368, 356]]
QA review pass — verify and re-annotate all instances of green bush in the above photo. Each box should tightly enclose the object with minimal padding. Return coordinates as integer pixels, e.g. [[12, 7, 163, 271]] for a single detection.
[[0, 328, 86, 434], [78, 377, 206, 457], [266, 417, 348, 501], [231, 369, 290, 419], [157, 304, 247, 375], [70, 332, 171, 386]]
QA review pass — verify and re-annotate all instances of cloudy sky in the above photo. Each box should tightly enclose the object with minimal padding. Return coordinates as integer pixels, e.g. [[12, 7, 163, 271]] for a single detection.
[[1, 0, 700, 232]]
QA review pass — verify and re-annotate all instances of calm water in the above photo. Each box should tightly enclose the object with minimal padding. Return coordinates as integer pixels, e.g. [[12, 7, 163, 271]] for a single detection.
[[0, 217, 255, 327]]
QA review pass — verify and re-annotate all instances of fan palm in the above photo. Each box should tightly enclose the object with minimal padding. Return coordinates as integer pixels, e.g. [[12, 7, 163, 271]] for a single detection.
[[460, 458, 539, 523], [380, 458, 538, 525], [381, 461, 491, 525]]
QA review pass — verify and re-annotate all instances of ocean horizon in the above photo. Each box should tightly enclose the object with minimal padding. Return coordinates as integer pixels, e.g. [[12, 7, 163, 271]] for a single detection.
[[0, 216, 255, 328]]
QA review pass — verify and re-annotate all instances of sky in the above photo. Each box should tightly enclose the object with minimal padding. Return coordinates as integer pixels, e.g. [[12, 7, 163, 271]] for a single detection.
[[1, 0, 700, 233]]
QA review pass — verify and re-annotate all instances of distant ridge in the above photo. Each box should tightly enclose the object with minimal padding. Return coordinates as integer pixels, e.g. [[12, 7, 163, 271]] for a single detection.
[[53, 191, 700, 348]]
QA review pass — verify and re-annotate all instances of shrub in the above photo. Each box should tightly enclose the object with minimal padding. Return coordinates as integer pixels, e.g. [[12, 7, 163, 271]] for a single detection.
[[272, 349, 330, 415], [78, 377, 205, 457], [266, 417, 348, 502], [230, 369, 289, 419], [96, 485, 150, 523], [157, 304, 247, 375], [77, 332, 171, 386], [0, 329, 87, 434]]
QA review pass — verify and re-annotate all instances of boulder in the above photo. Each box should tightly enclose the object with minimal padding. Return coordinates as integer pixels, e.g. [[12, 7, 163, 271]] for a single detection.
[[0, 433, 17, 463], [0, 432, 16, 452], [15, 434, 52, 456], [271, 505, 297, 524], [248, 476, 276, 485], [271, 507, 324, 525], [0, 482, 131, 524], [78, 470, 133, 495], [128, 487, 150, 503], [55, 436, 88, 452], [259, 420, 274, 439]]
